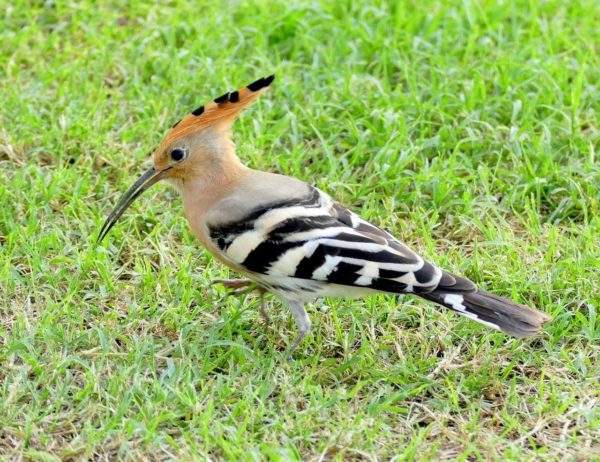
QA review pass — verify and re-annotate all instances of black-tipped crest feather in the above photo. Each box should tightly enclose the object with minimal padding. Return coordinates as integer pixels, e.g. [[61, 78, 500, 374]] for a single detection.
[[247, 74, 275, 92]]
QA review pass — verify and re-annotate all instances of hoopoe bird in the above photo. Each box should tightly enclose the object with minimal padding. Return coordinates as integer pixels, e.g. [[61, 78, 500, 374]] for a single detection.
[[98, 75, 551, 358]]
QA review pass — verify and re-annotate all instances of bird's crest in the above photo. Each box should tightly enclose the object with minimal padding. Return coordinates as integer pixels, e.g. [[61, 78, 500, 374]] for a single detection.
[[163, 74, 275, 144]]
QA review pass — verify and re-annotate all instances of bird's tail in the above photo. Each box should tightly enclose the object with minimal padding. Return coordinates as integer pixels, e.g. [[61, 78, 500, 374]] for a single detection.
[[420, 276, 552, 337]]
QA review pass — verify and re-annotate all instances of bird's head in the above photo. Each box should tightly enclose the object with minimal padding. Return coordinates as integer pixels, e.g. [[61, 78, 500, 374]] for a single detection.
[[97, 75, 274, 243]]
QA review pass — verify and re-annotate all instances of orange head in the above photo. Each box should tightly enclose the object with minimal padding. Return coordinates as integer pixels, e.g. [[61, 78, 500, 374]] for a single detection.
[[98, 75, 274, 243]]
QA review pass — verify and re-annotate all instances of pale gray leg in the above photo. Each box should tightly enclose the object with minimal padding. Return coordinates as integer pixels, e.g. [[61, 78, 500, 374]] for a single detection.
[[286, 300, 312, 360]]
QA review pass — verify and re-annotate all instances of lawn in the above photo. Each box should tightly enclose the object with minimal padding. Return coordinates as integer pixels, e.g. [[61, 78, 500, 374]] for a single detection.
[[1, 0, 599, 460]]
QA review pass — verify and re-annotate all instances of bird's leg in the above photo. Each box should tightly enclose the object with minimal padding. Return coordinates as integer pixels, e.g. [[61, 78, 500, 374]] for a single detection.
[[256, 288, 271, 324], [212, 278, 255, 293], [285, 300, 312, 361], [212, 278, 270, 324]]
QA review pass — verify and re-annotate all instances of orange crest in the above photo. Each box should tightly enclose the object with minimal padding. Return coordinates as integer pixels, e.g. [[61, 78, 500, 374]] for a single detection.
[[162, 75, 275, 145]]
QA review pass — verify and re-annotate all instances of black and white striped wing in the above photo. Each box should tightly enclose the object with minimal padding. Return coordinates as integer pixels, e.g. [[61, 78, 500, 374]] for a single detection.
[[208, 187, 445, 294]]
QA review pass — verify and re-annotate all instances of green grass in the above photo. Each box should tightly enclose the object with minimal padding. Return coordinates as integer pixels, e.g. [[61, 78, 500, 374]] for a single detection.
[[1, 0, 599, 460]]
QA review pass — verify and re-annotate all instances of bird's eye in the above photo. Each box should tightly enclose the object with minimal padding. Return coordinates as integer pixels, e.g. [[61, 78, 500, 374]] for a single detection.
[[170, 148, 187, 162]]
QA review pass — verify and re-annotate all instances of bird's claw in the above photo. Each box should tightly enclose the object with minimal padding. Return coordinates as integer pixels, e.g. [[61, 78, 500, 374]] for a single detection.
[[212, 278, 255, 290], [212, 278, 271, 324]]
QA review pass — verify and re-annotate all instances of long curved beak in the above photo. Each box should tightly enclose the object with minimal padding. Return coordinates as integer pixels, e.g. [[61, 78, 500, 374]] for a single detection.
[[97, 166, 164, 243]]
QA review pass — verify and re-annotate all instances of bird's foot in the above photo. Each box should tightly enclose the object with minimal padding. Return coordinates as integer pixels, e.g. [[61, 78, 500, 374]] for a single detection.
[[212, 278, 255, 295], [285, 331, 308, 361], [284, 300, 312, 361], [212, 278, 270, 324]]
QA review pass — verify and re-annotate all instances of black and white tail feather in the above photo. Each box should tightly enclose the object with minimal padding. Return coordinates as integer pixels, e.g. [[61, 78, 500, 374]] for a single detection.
[[208, 183, 551, 341], [419, 275, 550, 337]]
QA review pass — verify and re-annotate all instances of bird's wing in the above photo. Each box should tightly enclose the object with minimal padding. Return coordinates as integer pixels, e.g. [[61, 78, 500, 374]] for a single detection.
[[207, 185, 464, 294]]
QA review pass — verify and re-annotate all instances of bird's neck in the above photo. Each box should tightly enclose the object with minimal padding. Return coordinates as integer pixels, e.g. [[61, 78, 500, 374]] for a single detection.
[[179, 146, 249, 221]]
